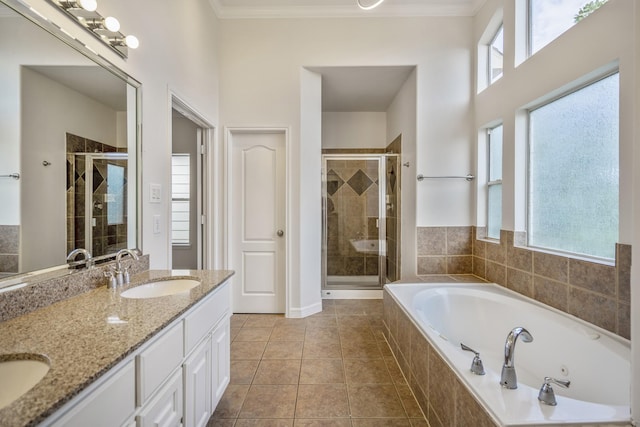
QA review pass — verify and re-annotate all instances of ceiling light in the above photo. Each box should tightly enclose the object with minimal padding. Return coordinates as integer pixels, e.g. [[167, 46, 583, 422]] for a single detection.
[[357, 0, 385, 10]]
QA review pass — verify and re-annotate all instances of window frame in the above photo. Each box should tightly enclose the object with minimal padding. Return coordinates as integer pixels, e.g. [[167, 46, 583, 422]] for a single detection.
[[488, 24, 504, 85], [525, 71, 619, 261], [486, 124, 503, 240]]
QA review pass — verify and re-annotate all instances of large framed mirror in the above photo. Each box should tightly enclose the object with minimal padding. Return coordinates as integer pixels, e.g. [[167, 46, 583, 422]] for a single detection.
[[0, 0, 141, 286]]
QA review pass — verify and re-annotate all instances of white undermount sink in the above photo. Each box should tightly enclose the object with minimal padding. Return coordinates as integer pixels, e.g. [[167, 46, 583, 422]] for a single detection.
[[0, 354, 50, 409], [121, 279, 200, 299]]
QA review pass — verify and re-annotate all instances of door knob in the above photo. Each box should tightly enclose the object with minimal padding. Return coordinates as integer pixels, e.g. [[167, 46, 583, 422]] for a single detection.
[[277, 229, 284, 237]]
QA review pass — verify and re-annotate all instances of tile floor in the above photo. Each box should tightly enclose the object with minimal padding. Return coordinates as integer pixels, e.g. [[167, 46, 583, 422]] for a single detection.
[[208, 299, 429, 427]]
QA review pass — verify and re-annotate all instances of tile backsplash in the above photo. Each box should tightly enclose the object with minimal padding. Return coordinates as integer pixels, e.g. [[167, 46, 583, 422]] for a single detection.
[[416, 226, 631, 339]]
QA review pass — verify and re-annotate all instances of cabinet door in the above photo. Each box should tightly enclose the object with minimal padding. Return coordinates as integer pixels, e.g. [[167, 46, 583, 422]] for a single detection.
[[211, 318, 230, 409], [49, 360, 135, 427], [183, 336, 212, 427], [137, 370, 183, 427]]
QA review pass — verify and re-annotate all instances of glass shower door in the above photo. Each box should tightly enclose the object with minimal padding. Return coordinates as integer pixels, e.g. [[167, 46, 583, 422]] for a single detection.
[[322, 156, 385, 289]]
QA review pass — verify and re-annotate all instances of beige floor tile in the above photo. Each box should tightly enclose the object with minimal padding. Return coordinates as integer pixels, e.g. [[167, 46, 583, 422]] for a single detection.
[[294, 419, 351, 426], [239, 385, 298, 419], [384, 357, 408, 386], [295, 384, 350, 418], [299, 359, 345, 384], [396, 384, 424, 418], [270, 325, 307, 341], [231, 314, 249, 328], [274, 317, 308, 327], [305, 316, 338, 329], [338, 326, 375, 342], [231, 327, 242, 342], [231, 360, 260, 384], [348, 384, 406, 418], [340, 339, 382, 359], [343, 359, 392, 384], [231, 341, 267, 360], [305, 327, 339, 341], [244, 315, 282, 328], [235, 420, 294, 427], [409, 419, 430, 426], [235, 327, 273, 342], [207, 418, 237, 427], [351, 419, 411, 426], [253, 359, 301, 384], [336, 315, 371, 328], [302, 339, 342, 359], [263, 341, 304, 359], [212, 384, 250, 418]]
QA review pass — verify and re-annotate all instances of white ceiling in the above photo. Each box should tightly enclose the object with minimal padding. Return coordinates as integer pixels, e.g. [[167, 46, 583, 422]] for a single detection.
[[27, 66, 127, 111], [311, 66, 415, 112], [209, 0, 486, 19]]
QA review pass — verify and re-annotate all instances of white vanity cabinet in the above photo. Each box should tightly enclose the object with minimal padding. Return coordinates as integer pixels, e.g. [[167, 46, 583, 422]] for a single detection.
[[45, 281, 230, 427]]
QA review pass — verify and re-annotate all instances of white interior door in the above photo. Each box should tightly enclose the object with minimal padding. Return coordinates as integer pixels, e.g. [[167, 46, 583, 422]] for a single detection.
[[230, 130, 286, 313]]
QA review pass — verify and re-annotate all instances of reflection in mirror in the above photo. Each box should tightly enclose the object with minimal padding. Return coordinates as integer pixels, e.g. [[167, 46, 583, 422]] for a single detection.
[[0, 0, 140, 282]]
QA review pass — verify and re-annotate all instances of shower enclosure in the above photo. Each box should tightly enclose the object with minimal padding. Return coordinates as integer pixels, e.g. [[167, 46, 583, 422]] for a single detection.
[[67, 152, 129, 258], [322, 154, 400, 290]]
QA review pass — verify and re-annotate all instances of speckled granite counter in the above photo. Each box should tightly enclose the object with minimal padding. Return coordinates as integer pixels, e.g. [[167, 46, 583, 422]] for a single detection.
[[0, 269, 234, 427]]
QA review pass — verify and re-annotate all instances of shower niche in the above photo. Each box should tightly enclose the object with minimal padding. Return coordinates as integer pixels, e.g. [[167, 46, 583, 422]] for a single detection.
[[322, 154, 400, 290]]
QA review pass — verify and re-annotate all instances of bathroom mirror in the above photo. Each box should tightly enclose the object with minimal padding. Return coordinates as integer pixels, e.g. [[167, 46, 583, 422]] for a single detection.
[[0, 0, 141, 284]]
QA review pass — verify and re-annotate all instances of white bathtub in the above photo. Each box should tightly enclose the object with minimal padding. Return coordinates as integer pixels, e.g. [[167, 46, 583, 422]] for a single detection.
[[385, 282, 631, 426]]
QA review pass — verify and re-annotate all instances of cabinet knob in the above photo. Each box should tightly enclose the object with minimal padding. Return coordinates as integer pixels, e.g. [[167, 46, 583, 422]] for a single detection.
[[276, 229, 284, 237]]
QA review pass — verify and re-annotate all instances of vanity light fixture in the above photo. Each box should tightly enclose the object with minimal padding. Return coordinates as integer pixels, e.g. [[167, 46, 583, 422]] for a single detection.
[[356, 0, 385, 10], [57, 0, 97, 12], [49, 0, 139, 58]]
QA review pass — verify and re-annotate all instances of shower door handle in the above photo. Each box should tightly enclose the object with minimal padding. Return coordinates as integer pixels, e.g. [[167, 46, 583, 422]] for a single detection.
[[276, 229, 284, 237]]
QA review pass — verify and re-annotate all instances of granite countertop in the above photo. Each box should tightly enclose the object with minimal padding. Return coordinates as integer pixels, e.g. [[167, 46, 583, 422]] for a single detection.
[[0, 269, 234, 427]]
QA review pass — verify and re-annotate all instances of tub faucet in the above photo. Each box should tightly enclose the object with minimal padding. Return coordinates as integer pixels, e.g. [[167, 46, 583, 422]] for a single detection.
[[114, 248, 140, 286], [500, 326, 533, 389], [67, 248, 93, 270]]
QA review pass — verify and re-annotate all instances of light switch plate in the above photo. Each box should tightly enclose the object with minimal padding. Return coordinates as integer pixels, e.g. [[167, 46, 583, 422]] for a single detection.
[[153, 215, 161, 234], [149, 183, 161, 203]]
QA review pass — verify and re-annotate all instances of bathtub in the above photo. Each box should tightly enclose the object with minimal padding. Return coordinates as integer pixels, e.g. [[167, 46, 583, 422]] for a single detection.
[[384, 282, 631, 426]]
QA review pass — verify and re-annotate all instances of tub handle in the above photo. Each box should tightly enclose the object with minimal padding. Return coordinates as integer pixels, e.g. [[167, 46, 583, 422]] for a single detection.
[[538, 376, 571, 406], [460, 343, 485, 375]]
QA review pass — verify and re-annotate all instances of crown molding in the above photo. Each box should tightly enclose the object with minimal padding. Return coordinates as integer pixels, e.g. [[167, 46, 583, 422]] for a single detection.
[[209, 0, 486, 19]]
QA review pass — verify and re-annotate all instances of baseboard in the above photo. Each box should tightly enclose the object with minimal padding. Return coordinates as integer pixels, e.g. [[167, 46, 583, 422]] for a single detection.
[[321, 289, 383, 299], [288, 300, 323, 318]]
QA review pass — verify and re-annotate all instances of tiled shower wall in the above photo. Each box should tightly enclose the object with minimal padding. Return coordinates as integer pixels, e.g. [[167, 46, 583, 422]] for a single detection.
[[326, 159, 380, 277], [416, 226, 631, 339], [0, 225, 19, 277]]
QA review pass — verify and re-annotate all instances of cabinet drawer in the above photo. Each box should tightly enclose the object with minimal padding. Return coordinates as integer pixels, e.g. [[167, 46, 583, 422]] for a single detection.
[[184, 283, 229, 354], [50, 360, 135, 427], [137, 369, 183, 427], [136, 321, 184, 406]]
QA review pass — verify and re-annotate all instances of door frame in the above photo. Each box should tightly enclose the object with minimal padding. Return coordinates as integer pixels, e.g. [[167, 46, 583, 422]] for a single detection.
[[169, 92, 216, 269], [224, 126, 291, 316]]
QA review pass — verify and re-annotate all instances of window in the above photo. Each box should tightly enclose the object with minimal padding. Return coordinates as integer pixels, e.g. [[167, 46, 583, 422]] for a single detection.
[[489, 25, 504, 83], [487, 125, 503, 239], [171, 154, 190, 245], [529, 0, 608, 55], [528, 72, 618, 259]]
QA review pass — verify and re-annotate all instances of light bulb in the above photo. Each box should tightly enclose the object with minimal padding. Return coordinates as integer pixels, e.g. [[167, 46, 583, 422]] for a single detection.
[[78, 0, 97, 12], [125, 35, 139, 49], [104, 16, 120, 32]]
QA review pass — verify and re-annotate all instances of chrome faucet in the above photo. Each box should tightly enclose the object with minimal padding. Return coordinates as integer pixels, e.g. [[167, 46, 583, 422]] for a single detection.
[[66, 248, 93, 270], [500, 326, 533, 389], [114, 248, 140, 286]]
